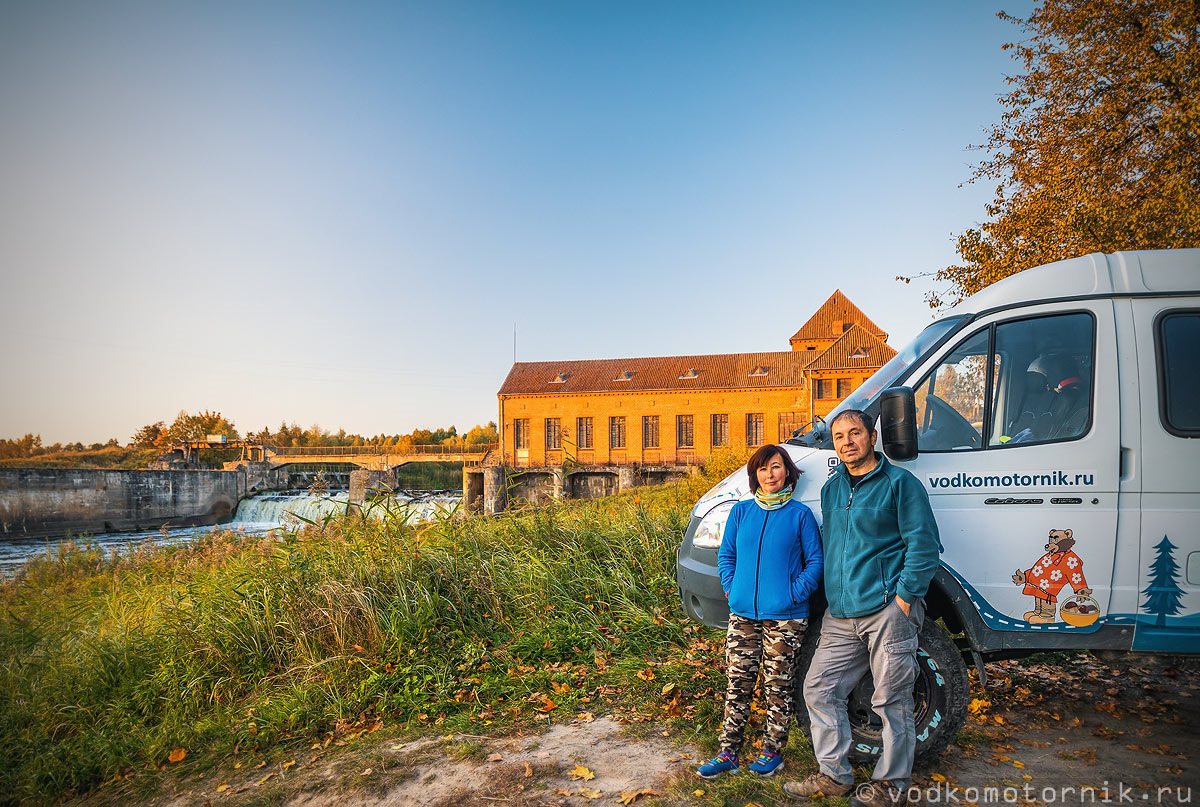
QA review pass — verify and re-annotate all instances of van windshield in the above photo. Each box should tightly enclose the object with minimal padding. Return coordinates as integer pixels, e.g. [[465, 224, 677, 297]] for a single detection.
[[788, 315, 968, 449]]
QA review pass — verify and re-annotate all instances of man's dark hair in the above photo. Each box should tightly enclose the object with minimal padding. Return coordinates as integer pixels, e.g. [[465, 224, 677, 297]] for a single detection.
[[746, 444, 801, 493], [829, 409, 875, 435]]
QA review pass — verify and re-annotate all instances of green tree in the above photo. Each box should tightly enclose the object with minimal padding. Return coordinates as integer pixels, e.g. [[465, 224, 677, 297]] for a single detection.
[[933, 0, 1200, 305]]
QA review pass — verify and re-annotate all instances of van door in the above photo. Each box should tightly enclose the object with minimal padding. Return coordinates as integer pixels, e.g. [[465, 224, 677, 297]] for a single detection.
[[1130, 301, 1200, 652], [906, 302, 1120, 638]]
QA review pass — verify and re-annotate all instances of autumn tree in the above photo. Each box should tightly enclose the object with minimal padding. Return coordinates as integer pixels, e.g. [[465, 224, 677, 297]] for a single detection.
[[933, 0, 1200, 305], [131, 421, 165, 448], [163, 410, 240, 444]]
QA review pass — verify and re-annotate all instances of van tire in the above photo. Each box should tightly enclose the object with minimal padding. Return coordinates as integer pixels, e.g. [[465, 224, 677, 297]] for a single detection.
[[794, 618, 970, 767]]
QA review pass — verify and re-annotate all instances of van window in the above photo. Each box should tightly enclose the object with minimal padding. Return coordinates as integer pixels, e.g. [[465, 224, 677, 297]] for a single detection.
[[991, 313, 1093, 446], [913, 312, 1093, 451], [1157, 310, 1200, 436], [914, 329, 992, 451]]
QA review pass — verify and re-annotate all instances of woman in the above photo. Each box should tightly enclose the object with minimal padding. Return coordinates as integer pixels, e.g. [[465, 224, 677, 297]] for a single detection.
[[696, 444, 823, 779]]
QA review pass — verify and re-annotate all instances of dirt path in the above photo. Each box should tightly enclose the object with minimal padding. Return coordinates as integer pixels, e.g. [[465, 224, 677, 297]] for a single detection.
[[82, 653, 1196, 807]]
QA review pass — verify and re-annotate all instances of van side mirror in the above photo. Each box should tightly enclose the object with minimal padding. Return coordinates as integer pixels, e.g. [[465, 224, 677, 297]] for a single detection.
[[880, 387, 918, 462]]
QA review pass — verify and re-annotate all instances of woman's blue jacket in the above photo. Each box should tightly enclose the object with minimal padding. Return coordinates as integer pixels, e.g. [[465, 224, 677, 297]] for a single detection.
[[717, 497, 824, 621]]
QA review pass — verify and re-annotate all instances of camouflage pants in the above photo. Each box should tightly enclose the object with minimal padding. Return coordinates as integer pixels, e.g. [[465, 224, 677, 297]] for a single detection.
[[719, 613, 808, 756]]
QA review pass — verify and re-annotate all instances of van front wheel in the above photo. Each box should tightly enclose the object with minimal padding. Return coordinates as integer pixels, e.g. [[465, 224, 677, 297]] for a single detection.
[[794, 618, 970, 766]]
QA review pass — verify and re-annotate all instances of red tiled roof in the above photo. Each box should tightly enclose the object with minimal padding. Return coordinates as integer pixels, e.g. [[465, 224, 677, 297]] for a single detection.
[[804, 324, 896, 371], [789, 290, 887, 342], [498, 351, 813, 396]]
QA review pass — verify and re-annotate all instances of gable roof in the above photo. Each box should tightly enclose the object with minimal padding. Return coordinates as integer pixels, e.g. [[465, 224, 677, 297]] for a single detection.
[[804, 324, 897, 371], [789, 290, 887, 342], [498, 351, 813, 396]]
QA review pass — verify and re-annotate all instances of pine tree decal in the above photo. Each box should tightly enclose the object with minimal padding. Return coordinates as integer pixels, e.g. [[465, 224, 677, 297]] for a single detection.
[[1140, 536, 1185, 628]]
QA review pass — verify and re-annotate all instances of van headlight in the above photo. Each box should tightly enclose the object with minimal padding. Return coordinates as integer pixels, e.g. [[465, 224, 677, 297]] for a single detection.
[[693, 500, 735, 549]]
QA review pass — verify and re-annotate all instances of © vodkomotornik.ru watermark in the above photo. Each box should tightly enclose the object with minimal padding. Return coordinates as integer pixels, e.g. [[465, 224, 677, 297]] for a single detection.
[[855, 781, 1193, 804]]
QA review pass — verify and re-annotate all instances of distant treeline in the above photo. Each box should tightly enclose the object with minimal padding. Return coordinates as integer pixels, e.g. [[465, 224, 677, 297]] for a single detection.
[[0, 410, 500, 468]]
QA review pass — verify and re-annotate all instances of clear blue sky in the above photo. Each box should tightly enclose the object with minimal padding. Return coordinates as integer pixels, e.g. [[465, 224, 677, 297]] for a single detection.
[[0, 0, 1032, 444]]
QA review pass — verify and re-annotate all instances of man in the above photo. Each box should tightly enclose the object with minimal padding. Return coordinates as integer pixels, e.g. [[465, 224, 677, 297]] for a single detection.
[[783, 410, 940, 807]]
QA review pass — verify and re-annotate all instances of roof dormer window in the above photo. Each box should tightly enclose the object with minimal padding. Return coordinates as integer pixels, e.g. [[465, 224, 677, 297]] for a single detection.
[[678, 368, 699, 379], [748, 366, 768, 377], [549, 373, 569, 384], [848, 347, 870, 359], [613, 371, 633, 382]]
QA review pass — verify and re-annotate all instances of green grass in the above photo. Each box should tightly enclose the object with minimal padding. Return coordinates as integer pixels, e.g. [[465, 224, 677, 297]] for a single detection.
[[0, 447, 160, 470], [0, 452, 752, 804]]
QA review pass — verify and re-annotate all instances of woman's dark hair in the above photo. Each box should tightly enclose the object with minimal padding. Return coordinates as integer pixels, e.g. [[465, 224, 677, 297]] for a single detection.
[[746, 444, 801, 493]]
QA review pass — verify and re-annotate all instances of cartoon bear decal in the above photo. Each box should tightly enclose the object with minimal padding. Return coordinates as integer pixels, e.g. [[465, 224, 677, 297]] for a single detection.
[[1012, 528, 1092, 623]]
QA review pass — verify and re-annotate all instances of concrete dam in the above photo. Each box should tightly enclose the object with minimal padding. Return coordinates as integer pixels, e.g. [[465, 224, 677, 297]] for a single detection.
[[0, 468, 245, 539]]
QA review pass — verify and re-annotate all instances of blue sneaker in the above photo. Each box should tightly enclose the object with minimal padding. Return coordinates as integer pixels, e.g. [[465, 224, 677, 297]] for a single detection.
[[749, 751, 783, 776], [696, 751, 740, 778]]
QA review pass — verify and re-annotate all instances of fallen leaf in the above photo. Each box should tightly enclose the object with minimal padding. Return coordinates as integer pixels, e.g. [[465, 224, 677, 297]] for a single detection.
[[167, 748, 187, 764], [282, 760, 295, 770], [256, 773, 275, 786], [576, 711, 596, 723], [552, 681, 571, 693], [254, 761, 267, 770], [693, 789, 706, 797], [636, 667, 655, 682], [568, 764, 595, 781], [487, 753, 504, 762], [360, 767, 373, 776], [968, 698, 991, 714], [579, 787, 602, 799], [524, 761, 532, 777], [661, 682, 682, 698], [538, 695, 558, 713], [216, 783, 230, 792], [931, 773, 947, 782], [556, 789, 571, 796], [619, 788, 664, 804], [1013, 760, 1025, 769]]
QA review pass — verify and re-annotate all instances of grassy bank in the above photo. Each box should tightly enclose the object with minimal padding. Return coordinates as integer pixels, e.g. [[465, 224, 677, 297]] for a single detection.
[[0, 450, 749, 803], [0, 447, 160, 470]]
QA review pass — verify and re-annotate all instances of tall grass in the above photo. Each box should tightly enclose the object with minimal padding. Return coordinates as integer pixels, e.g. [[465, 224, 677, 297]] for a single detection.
[[0, 453, 747, 803]]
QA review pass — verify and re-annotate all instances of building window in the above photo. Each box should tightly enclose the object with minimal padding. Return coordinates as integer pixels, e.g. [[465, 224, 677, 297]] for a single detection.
[[643, 415, 660, 449], [677, 415, 694, 448], [545, 418, 561, 450], [610, 416, 626, 449], [837, 377, 852, 398], [746, 413, 764, 446], [816, 378, 835, 399], [711, 414, 729, 447], [577, 417, 594, 450], [514, 418, 530, 450]]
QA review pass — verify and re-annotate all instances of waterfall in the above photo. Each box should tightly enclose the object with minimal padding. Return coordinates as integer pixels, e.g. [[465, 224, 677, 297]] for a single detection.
[[233, 492, 350, 525]]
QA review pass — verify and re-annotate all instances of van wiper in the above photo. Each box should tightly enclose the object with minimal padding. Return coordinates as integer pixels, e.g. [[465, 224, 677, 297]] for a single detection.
[[786, 415, 828, 447]]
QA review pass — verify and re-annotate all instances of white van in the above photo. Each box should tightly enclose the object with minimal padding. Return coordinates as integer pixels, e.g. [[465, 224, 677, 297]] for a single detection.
[[676, 248, 1200, 762]]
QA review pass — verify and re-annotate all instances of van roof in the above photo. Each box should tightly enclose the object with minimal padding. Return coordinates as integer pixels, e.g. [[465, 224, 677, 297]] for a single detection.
[[946, 249, 1200, 318]]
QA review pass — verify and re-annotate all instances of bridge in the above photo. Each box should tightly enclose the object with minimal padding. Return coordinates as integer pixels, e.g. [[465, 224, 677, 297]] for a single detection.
[[263, 444, 496, 470], [174, 440, 496, 470]]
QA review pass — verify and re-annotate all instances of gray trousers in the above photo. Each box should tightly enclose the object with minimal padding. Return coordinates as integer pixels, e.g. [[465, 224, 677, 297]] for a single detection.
[[803, 598, 924, 789]]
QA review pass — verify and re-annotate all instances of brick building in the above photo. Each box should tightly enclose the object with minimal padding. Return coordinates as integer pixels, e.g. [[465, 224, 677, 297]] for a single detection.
[[496, 291, 895, 467]]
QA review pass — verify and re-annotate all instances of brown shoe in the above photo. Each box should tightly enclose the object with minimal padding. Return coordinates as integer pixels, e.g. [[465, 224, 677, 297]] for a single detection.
[[783, 772, 854, 801], [851, 780, 907, 807]]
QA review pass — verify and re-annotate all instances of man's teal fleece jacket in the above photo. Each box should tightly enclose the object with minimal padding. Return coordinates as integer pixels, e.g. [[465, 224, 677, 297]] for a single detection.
[[820, 453, 941, 619], [717, 498, 824, 621]]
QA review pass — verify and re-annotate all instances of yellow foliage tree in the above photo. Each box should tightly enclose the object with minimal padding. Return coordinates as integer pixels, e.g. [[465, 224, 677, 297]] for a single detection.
[[933, 0, 1200, 306]]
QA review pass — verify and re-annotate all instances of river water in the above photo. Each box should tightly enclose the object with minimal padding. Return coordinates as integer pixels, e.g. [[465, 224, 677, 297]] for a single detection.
[[0, 489, 461, 574]]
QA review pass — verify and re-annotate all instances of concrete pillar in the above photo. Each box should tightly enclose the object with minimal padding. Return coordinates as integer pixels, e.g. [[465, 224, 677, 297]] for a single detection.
[[551, 468, 564, 500], [349, 469, 394, 506], [617, 466, 636, 492], [482, 466, 507, 515]]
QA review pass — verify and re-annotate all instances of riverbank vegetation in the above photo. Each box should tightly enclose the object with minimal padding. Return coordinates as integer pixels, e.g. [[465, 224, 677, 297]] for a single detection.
[[0, 447, 750, 803]]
